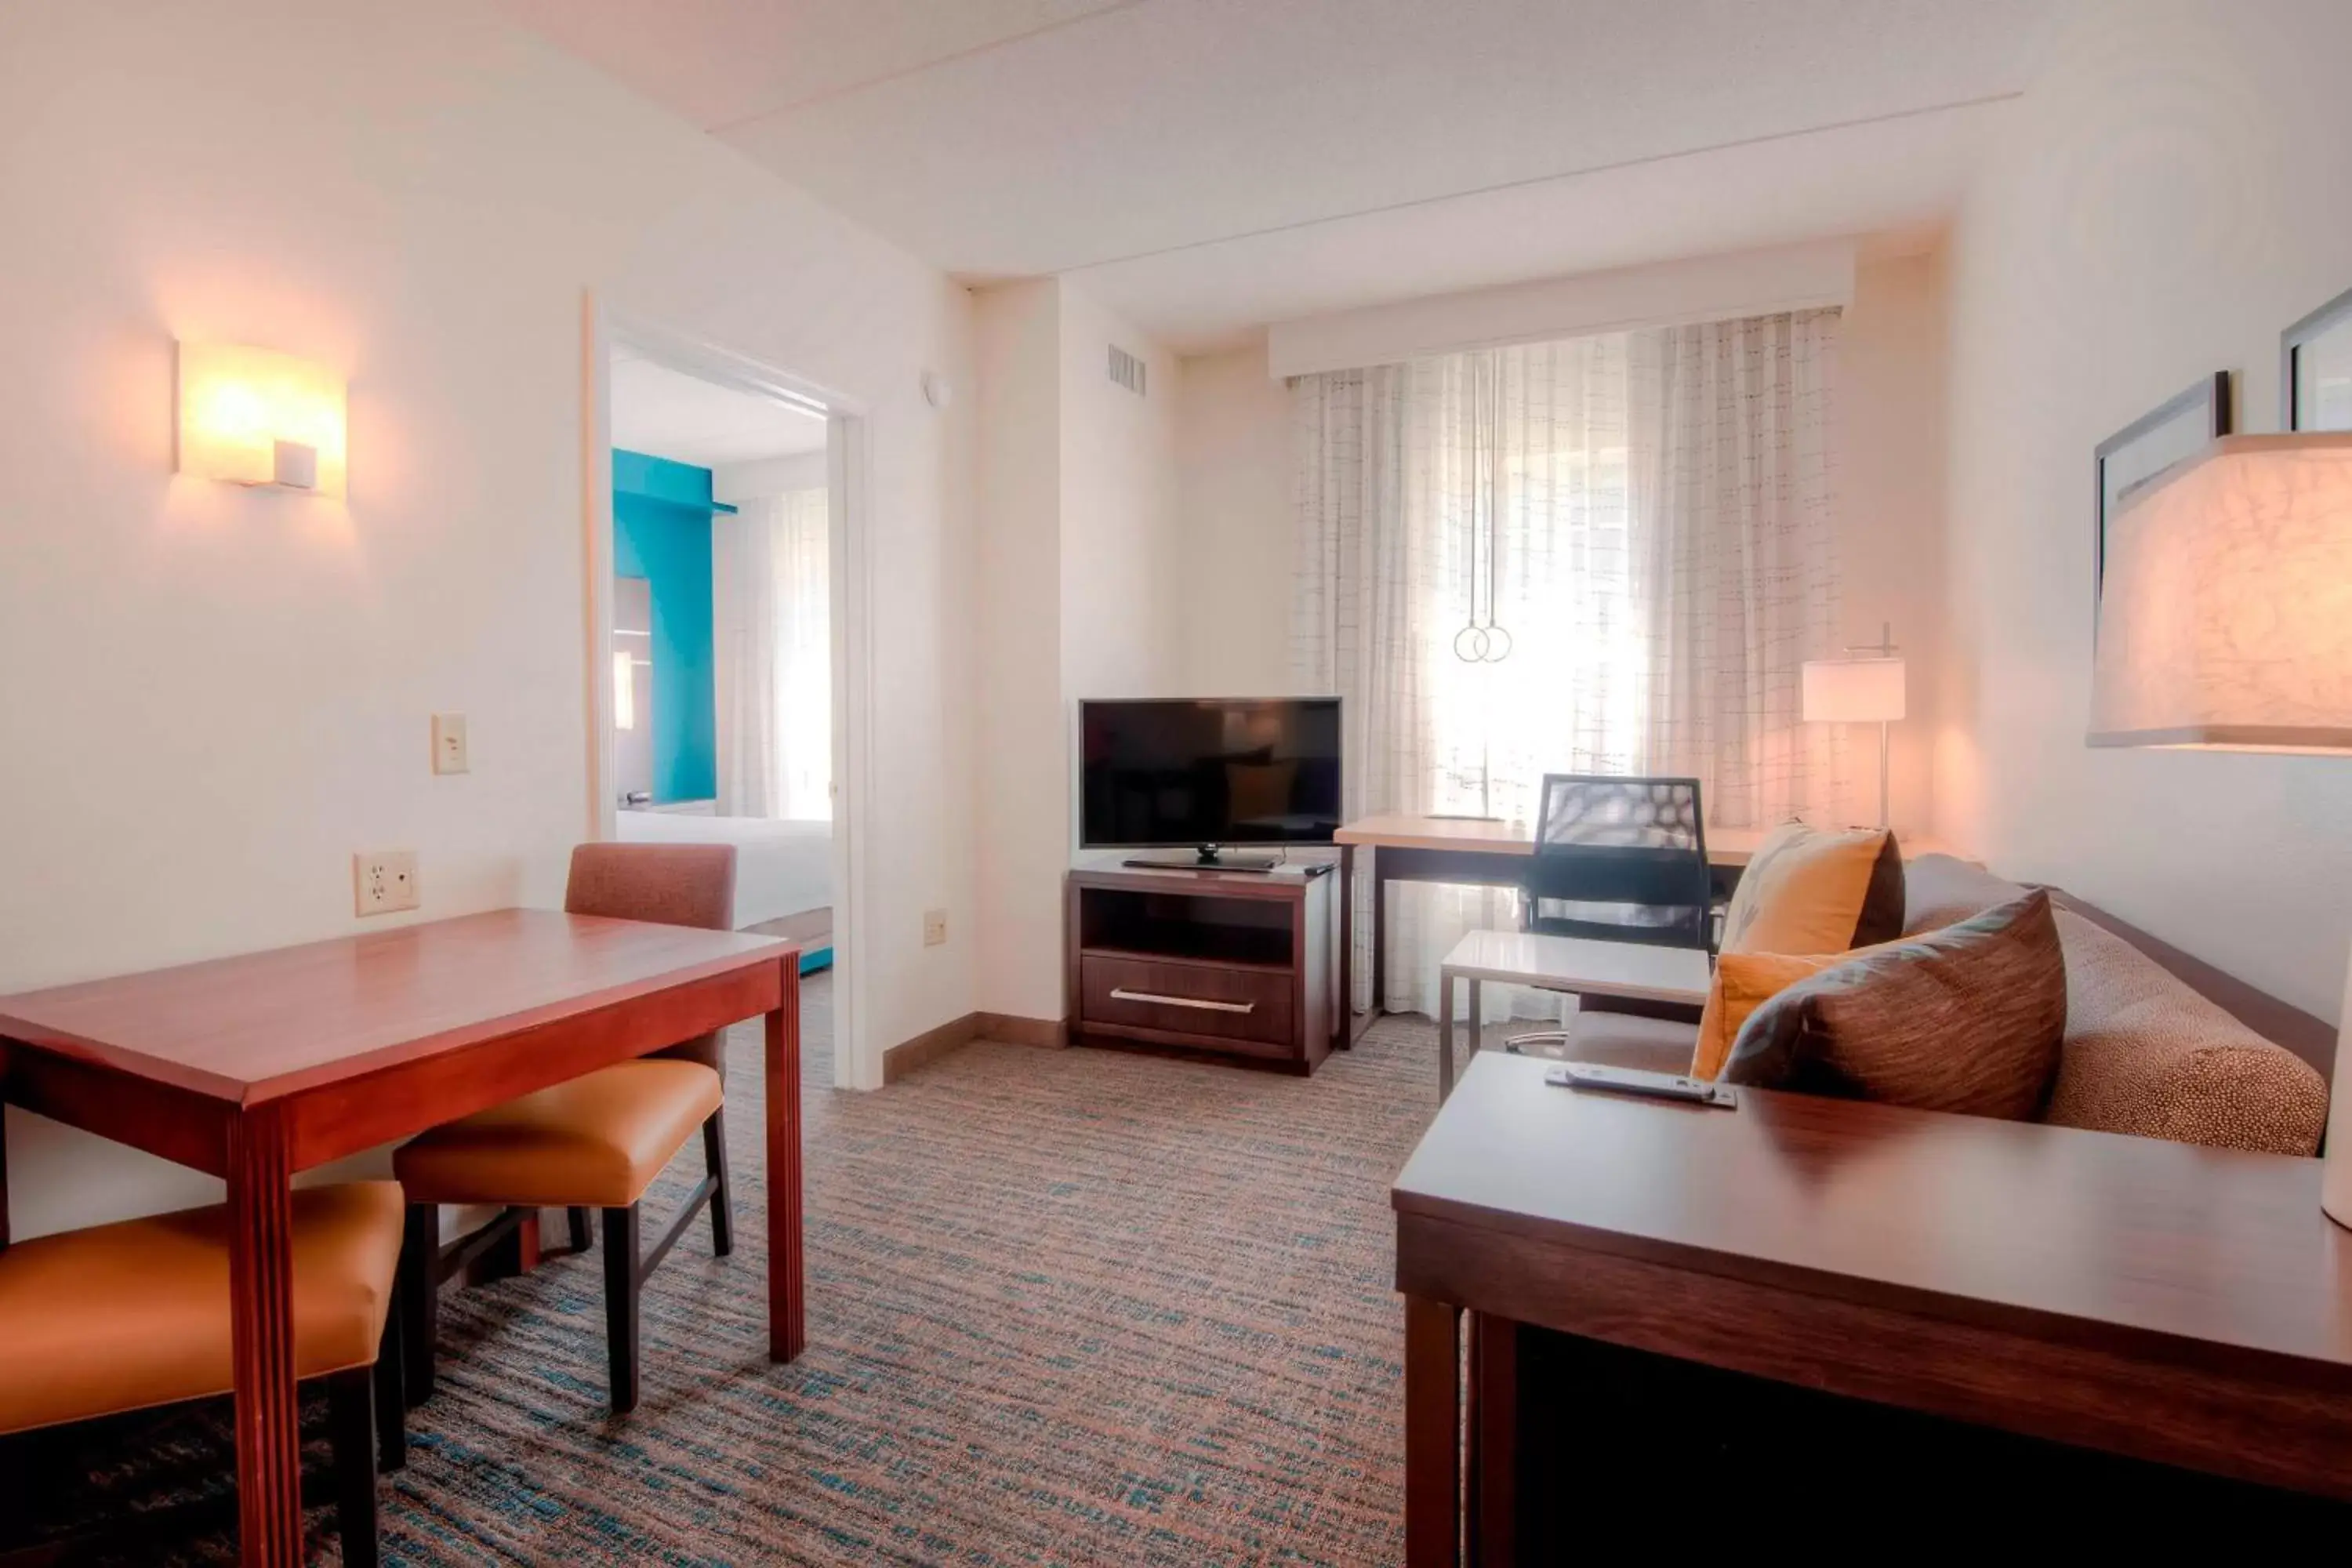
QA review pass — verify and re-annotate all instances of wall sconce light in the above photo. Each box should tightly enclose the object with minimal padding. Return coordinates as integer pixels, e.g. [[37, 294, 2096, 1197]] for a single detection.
[[175, 342, 347, 496]]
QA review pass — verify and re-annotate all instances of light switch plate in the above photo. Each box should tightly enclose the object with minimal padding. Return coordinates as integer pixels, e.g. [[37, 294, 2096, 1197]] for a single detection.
[[354, 850, 419, 916], [923, 908, 948, 946], [431, 713, 469, 775]]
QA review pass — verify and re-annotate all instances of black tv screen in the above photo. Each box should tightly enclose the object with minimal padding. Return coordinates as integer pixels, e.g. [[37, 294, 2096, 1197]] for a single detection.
[[1079, 698, 1343, 848]]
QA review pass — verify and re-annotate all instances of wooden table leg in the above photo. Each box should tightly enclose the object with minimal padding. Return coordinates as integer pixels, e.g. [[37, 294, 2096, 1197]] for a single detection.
[[1405, 1292, 1461, 1568], [1470, 1312, 1518, 1568], [226, 1105, 301, 1567], [766, 957, 805, 1363], [1371, 853, 1390, 1016]]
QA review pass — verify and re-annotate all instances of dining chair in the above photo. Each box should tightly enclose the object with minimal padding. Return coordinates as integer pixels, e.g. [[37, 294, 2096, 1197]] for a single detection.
[[1521, 774, 1715, 950], [0, 1168, 407, 1566], [394, 841, 738, 1415]]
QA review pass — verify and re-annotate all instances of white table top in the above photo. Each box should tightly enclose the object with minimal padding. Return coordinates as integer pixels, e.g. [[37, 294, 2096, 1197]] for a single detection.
[[1438, 927, 1713, 1006]]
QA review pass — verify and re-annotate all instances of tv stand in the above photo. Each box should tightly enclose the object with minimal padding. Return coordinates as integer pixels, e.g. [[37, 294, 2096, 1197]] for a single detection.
[[1122, 845, 1279, 873], [1067, 866, 1340, 1074]]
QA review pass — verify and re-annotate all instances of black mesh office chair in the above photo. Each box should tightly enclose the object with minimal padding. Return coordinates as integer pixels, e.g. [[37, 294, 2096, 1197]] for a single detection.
[[1520, 774, 1713, 950]]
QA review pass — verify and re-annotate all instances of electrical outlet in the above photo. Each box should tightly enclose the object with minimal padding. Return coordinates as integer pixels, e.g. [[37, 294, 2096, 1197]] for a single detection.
[[354, 850, 420, 916], [923, 908, 948, 947], [430, 713, 469, 775]]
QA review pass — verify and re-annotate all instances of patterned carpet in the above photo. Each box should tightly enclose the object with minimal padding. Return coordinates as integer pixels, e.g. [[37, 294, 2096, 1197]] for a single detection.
[[49, 977, 1443, 1565]]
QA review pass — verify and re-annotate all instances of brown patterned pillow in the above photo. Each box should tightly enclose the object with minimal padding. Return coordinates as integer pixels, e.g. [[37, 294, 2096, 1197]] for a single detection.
[[1721, 889, 2067, 1121]]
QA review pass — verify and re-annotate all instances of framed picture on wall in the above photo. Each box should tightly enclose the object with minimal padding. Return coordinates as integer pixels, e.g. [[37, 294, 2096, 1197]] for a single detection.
[[2283, 284, 2352, 430], [2094, 371, 2232, 622]]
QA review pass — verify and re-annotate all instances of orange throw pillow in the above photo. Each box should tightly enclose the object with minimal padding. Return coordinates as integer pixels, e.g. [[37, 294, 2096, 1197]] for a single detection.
[[1691, 951, 1850, 1080], [1719, 822, 1903, 957]]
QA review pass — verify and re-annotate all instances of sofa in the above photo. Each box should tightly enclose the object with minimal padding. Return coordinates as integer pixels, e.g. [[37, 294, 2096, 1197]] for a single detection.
[[1561, 854, 2332, 1156]]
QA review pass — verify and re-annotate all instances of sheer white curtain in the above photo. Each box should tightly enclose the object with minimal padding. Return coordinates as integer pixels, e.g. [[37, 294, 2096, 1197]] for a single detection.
[[1293, 310, 1843, 1016], [1632, 312, 1844, 828], [713, 486, 832, 820]]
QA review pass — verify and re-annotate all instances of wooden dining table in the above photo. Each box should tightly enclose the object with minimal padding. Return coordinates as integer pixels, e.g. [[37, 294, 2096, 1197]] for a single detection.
[[0, 908, 804, 1566]]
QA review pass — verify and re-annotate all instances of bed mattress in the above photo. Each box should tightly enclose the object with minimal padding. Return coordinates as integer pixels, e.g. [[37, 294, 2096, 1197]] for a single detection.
[[615, 810, 832, 932]]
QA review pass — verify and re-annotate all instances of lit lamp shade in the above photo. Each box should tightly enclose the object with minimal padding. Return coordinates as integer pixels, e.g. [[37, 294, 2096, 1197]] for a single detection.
[[176, 342, 347, 496], [2089, 434, 2352, 750], [1801, 657, 1906, 724]]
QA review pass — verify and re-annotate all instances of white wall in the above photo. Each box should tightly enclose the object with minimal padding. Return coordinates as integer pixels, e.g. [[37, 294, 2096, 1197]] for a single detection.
[[1838, 251, 1950, 834], [1174, 339, 1298, 695], [970, 278, 1181, 1019], [1058, 283, 1181, 700], [0, 0, 977, 1238], [1935, 0, 2352, 1020], [713, 451, 831, 501], [972, 281, 1067, 1019], [1267, 238, 1857, 379], [1168, 258, 1951, 833]]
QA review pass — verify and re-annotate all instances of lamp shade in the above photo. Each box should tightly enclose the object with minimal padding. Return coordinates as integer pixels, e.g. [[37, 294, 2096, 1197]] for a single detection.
[[2090, 434, 2352, 750], [1802, 657, 1906, 724], [175, 341, 347, 496]]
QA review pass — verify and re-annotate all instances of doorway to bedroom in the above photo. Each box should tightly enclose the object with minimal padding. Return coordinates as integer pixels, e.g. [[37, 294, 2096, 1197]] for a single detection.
[[605, 340, 839, 986]]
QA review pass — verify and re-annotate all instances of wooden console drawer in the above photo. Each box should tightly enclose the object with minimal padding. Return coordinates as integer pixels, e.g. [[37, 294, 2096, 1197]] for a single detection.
[[1079, 954, 1293, 1048]]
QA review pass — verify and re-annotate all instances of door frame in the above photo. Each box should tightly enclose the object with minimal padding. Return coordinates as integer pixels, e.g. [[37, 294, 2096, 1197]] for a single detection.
[[579, 292, 877, 1091]]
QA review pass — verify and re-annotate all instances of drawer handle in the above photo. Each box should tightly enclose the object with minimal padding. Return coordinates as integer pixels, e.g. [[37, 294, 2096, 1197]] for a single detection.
[[1109, 987, 1256, 1014]]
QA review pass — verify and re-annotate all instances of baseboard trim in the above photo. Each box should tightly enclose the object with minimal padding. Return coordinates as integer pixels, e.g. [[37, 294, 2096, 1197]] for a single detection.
[[881, 1011, 980, 1084], [880, 1010, 1069, 1083], [976, 1012, 1068, 1051]]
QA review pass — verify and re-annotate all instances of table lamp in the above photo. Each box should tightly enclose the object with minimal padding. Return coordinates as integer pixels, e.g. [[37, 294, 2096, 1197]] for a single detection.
[[1802, 624, 1906, 829], [2087, 432, 2352, 1226]]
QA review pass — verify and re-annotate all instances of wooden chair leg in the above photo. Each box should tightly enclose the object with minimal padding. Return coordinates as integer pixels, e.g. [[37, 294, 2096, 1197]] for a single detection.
[[373, 1316, 408, 1473], [601, 1204, 641, 1414], [326, 1367, 382, 1568], [703, 1108, 734, 1258], [568, 1206, 593, 1252], [398, 1203, 438, 1408]]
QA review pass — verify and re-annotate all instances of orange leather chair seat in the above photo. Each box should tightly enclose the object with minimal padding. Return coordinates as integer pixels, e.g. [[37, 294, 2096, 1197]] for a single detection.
[[0, 1181, 404, 1438], [394, 1059, 723, 1210]]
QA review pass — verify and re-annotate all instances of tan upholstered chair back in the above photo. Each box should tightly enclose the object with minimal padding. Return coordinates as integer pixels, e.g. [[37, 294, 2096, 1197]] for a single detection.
[[565, 841, 739, 1078]]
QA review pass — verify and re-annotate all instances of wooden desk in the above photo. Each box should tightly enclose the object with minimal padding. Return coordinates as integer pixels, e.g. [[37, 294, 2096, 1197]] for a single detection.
[[1334, 815, 1962, 1019], [1337, 814, 1820, 864], [1393, 1051, 2352, 1565], [0, 909, 802, 1567]]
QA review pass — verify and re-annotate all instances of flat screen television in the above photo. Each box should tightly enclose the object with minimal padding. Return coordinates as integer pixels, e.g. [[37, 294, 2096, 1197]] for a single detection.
[[1078, 697, 1343, 869]]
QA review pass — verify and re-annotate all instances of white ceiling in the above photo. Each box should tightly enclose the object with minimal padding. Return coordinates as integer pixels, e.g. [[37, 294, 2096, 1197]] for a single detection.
[[506, 0, 2061, 351], [610, 347, 828, 467]]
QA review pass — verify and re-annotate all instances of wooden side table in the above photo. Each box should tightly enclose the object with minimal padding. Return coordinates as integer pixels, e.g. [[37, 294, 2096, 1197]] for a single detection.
[[1065, 865, 1341, 1073], [1395, 1050, 2352, 1565]]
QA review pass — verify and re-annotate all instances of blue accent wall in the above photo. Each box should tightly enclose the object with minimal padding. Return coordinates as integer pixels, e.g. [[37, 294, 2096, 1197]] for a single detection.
[[612, 449, 717, 804]]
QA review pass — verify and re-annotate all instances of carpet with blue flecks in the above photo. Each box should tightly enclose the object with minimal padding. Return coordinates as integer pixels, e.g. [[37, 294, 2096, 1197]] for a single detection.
[[45, 973, 1432, 1565]]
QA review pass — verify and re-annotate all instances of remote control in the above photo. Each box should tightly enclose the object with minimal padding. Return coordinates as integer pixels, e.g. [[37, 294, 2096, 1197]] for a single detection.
[[1545, 1062, 1738, 1108]]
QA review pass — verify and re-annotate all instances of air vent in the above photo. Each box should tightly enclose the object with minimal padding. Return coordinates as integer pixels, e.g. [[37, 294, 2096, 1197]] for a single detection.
[[1108, 344, 1147, 397]]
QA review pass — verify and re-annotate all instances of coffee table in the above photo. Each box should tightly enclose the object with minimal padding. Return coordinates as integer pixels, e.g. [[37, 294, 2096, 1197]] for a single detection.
[[1434, 929, 1711, 1102]]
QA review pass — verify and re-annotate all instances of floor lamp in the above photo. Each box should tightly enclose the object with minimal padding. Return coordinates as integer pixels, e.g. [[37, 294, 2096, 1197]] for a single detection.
[[2085, 432, 2352, 1227], [1802, 625, 1906, 829]]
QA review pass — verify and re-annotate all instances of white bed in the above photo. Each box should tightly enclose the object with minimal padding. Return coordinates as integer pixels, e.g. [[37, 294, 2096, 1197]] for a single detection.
[[616, 809, 832, 932]]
